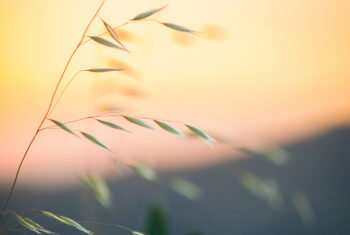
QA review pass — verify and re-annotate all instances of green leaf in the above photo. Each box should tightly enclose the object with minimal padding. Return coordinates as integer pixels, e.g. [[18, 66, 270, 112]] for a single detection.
[[100, 19, 128, 51], [170, 177, 201, 200], [15, 215, 41, 234], [89, 36, 123, 50], [154, 120, 184, 138], [132, 6, 166, 21], [131, 232, 145, 235], [15, 214, 56, 234], [186, 125, 216, 147], [39, 211, 93, 235], [96, 119, 129, 132], [23, 218, 56, 234], [85, 68, 125, 72], [81, 132, 109, 150], [59, 216, 93, 235], [130, 162, 157, 181], [49, 119, 77, 137], [39, 210, 66, 224], [78, 173, 112, 208], [123, 116, 156, 130], [162, 23, 194, 33]]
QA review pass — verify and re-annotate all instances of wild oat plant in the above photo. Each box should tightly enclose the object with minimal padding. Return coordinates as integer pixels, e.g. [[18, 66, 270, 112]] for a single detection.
[[0, 1, 216, 234]]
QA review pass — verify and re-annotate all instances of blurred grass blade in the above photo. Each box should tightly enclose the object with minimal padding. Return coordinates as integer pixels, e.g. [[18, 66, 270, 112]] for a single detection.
[[237, 147, 260, 156], [132, 5, 167, 21], [263, 147, 289, 166], [39, 210, 66, 224], [186, 125, 215, 147], [292, 191, 316, 226], [130, 162, 157, 181], [39, 211, 93, 235], [23, 217, 56, 234], [96, 119, 129, 132], [78, 173, 112, 208], [15, 215, 41, 234], [81, 132, 109, 150], [144, 203, 169, 235], [154, 120, 184, 138], [239, 172, 283, 210], [170, 177, 201, 200], [60, 216, 93, 235], [50, 119, 77, 137], [85, 68, 125, 72], [89, 36, 123, 50], [123, 116, 156, 130], [238, 146, 289, 166], [162, 23, 194, 33], [186, 125, 215, 141], [131, 232, 145, 235], [100, 19, 128, 51]]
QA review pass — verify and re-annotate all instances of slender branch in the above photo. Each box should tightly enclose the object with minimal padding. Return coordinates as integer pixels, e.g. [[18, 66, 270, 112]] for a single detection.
[[78, 221, 134, 232], [80, 17, 172, 46], [48, 70, 82, 116], [0, 210, 41, 233], [39, 111, 187, 132], [40, 116, 96, 131], [136, 115, 186, 125], [0, 0, 107, 221], [100, 112, 187, 125], [80, 20, 132, 45], [80, 3, 170, 46], [0, 220, 137, 234], [96, 15, 131, 54]]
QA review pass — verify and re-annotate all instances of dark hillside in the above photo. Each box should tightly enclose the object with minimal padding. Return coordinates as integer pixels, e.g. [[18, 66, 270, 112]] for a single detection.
[[1, 126, 349, 235]]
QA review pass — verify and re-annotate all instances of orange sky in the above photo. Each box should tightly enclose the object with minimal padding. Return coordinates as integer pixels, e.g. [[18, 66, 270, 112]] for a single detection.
[[0, 0, 349, 187]]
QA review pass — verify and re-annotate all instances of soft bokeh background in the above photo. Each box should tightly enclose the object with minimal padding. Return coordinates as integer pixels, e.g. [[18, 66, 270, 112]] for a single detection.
[[0, 0, 349, 234]]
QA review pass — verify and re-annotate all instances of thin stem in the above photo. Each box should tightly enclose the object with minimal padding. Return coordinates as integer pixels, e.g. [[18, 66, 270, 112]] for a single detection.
[[102, 113, 187, 125], [78, 221, 133, 232], [0, 210, 42, 233], [0, 211, 17, 231], [81, 2, 170, 46], [39, 116, 102, 131], [39, 111, 187, 132], [80, 19, 132, 45], [81, 17, 172, 46], [0, 0, 106, 221], [136, 115, 187, 125], [48, 70, 82, 116], [0, 220, 137, 234], [96, 15, 130, 54]]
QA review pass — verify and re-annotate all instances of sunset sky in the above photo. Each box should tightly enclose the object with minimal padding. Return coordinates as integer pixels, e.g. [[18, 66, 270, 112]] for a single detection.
[[0, 0, 349, 187]]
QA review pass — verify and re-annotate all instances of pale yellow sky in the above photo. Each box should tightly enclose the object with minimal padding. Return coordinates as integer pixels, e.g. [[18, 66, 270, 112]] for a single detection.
[[0, 0, 349, 186]]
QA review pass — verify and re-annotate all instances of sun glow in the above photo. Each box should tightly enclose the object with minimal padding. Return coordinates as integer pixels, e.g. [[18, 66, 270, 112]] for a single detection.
[[0, 0, 349, 185]]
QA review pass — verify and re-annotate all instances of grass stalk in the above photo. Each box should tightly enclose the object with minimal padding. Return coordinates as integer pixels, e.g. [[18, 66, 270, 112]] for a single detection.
[[0, 0, 106, 221]]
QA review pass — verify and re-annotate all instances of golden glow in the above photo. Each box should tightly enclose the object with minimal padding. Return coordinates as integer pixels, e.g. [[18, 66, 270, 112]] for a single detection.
[[0, 0, 349, 185]]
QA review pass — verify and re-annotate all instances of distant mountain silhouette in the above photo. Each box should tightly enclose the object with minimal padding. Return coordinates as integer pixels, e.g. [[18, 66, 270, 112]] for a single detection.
[[1, 126, 350, 235]]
